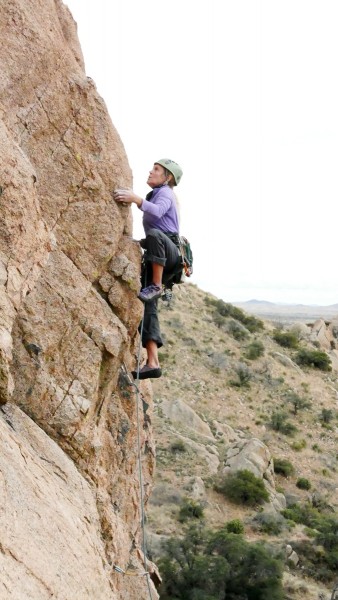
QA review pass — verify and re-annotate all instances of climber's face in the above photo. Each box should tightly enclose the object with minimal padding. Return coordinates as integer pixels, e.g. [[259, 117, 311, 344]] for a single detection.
[[147, 164, 167, 189]]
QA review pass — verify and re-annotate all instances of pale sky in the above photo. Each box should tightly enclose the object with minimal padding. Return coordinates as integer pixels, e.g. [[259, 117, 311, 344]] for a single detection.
[[65, 0, 338, 306]]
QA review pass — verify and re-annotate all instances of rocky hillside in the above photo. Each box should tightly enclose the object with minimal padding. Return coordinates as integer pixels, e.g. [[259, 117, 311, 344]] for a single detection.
[[147, 283, 338, 600], [0, 2, 157, 599]]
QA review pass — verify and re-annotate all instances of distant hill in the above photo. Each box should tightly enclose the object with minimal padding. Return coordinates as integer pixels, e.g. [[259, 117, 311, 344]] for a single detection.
[[233, 299, 338, 322]]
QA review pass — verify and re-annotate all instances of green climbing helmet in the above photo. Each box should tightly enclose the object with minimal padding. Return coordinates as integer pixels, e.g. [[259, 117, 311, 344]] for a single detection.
[[155, 158, 183, 186]]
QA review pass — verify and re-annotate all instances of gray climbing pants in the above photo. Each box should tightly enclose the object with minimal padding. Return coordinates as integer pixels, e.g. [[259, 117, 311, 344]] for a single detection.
[[140, 229, 181, 348]]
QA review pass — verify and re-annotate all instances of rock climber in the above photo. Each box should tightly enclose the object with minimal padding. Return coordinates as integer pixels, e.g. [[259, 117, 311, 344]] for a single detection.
[[113, 158, 183, 380]]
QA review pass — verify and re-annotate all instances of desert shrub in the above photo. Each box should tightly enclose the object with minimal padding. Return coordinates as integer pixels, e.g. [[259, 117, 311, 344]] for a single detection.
[[269, 411, 297, 435], [225, 519, 244, 534], [272, 330, 299, 349], [227, 319, 249, 341], [291, 439, 307, 451], [208, 529, 284, 599], [178, 498, 204, 523], [273, 457, 295, 477], [282, 503, 315, 526], [291, 539, 338, 583], [204, 295, 215, 307], [229, 363, 252, 388], [214, 299, 264, 333], [252, 511, 286, 535], [283, 506, 338, 582], [320, 408, 334, 424], [215, 469, 269, 506], [243, 314, 265, 333], [170, 440, 187, 453], [212, 312, 227, 329], [158, 524, 284, 600], [296, 477, 311, 490], [244, 339, 265, 360], [295, 348, 332, 371], [158, 524, 229, 600], [285, 391, 311, 415]]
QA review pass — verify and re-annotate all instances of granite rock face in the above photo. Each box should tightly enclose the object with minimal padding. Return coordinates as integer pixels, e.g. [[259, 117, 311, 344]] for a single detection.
[[0, 404, 114, 599], [0, 1, 157, 598]]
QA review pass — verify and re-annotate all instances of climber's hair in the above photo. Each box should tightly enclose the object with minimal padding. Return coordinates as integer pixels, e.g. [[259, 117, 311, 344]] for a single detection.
[[163, 168, 175, 188]]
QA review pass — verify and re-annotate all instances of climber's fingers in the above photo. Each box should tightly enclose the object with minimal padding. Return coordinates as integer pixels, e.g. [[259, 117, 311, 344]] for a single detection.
[[113, 188, 134, 203]]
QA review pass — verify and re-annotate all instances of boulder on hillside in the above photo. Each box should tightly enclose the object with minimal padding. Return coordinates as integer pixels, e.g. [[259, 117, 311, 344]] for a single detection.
[[307, 318, 338, 370], [184, 476, 207, 501], [212, 420, 240, 444], [272, 352, 303, 374], [223, 438, 286, 511], [328, 349, 338, 371], [161, 398, 215, 440], [285, 545, 300, 567], [169, 433, 219, 474], [309, 319, 333, 350]]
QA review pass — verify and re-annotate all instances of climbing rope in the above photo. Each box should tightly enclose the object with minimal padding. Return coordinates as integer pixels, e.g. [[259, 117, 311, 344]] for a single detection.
[[117, 307, 154, 600], [134, 314, 154, 599]]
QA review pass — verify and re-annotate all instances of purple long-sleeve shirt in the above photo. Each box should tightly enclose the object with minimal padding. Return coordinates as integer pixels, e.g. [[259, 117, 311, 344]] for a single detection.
[[139, 185, 179, 235]]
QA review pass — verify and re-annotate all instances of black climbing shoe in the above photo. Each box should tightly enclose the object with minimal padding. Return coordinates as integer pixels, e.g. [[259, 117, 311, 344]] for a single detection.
[[132, 365, 162, 380]]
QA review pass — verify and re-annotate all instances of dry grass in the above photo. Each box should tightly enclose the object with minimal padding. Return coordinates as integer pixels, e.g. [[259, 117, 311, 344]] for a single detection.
[[146, 283, 338, 598]]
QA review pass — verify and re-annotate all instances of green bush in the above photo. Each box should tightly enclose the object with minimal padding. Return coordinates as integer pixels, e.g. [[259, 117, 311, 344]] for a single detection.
[[208, 530, 284, 599], [282, 502, 322, 528], [170, 440, 187, 453], [212, 312, 227, 329], [158, 525, 229, 600], [273, 457, 295, 477], [269, 411, 297, 435], [178, 498, 204, 523], [229, 363, 252, 388], [243, 313, 265, 333], [227, 319, 249, 341], [291, 539, 338, 583], [282, 505, 338, 582], [291, 439, 307, 451], [272, 330, 299, 349], [225, 519, 244, 534], [158, 524, 284, 600], [296, 477, 311, 490], [244, 339, 265, 360], [214, 299, 264, 333], [295, 348, 332, 371], [252, 511, 286, 535], [320, 408, 334, 424], [215, 469, 269, 506], [285, 391, 311, 415]]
